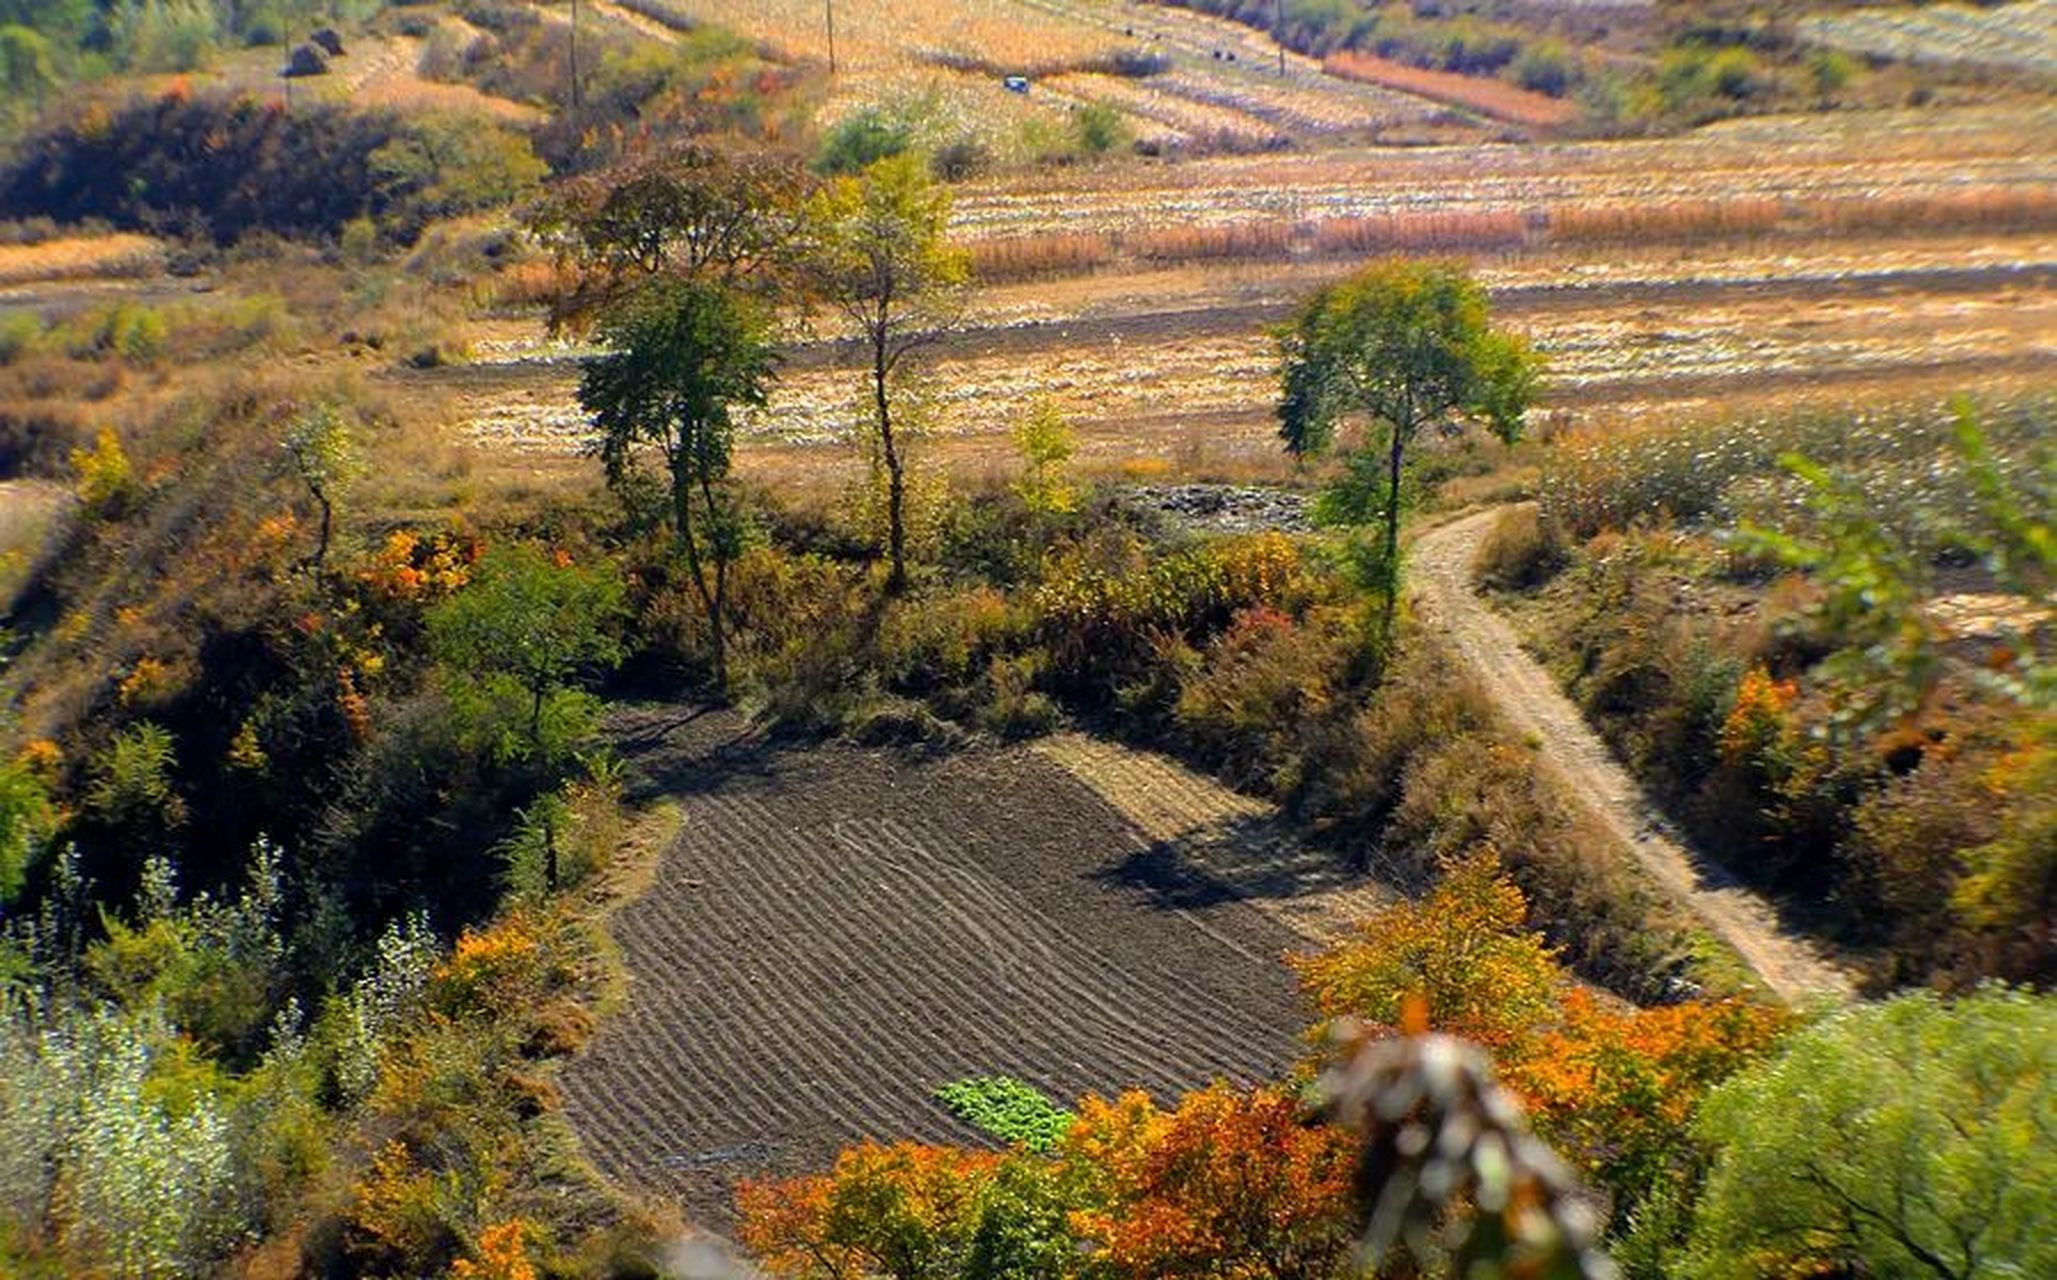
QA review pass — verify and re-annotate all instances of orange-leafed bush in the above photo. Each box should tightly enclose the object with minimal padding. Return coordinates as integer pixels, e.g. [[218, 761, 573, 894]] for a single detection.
[[1290, 849, 1565, 1051], [433, 911, 559, 1014], [359, 528, 479, 603], [1719, 665, 1799, 764], [1501, 989, 1789, 1204], [737, 1144, 1006, 1278], [451, 1219, 540, 1280], [348, 1140, 459, 1268], [1063, 1085, 1357, 1279]]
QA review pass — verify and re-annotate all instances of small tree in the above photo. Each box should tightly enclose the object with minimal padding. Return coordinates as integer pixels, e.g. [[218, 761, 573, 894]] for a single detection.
[[427, 546, 625, 889], [578, 280, 775, 689], [281, 404, 361, 575], [1012, 397, 1078, 517], [1277, 258, 1539, 639], [805, 154, 969, 593]]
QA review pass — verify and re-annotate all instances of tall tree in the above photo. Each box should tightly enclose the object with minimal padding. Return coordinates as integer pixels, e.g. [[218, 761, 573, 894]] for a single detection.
[[1277, 258, 1539, 639], [529, 142, 807, 331], [805, 154, 968, 593], [578, 280, 775, 689]]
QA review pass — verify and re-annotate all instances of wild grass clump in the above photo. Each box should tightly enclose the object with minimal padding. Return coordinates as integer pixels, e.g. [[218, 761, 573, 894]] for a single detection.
[[1474, 505, 1568, 591], [1538, 396, 2052, 546]]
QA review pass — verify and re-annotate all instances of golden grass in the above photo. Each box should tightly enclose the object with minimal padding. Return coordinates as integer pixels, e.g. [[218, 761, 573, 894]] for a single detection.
[[622, 0, 1120, 73], [0, 235, 166, 287], [1323, 51, 1579, 129], [962, 181, 2057, 283]]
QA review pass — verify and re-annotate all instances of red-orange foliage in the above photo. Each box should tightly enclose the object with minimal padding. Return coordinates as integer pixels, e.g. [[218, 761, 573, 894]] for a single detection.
[[1294, 854, 1791, 1215], [736, 1143, 1004, 1278], [1500, 989, 1789, 1203], [1064, 1085, 1357, 1280]]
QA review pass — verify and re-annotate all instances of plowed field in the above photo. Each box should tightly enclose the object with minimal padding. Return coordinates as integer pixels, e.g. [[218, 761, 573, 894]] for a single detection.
[[560, 709, 1376, 1226]]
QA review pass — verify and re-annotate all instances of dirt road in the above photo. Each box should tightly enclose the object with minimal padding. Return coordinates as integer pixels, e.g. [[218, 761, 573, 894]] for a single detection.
[[1411, 506, 1857, 1005]]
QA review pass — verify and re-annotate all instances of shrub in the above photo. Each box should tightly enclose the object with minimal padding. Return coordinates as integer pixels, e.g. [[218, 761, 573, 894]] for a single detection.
[[817, 107, 914, 174], [0, 309, 42, 363], [1511, 39, 1577, 97], [68, 419, 141, 517], [1474, 504, 1566, 590], [85, 721, 185, 837], [1072, 102, 1130, 155]]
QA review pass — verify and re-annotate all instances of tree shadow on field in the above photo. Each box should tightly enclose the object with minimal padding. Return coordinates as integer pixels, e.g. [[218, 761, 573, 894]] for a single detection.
[[605, 703, 787, 803], [1092, 812, 1371, 913]]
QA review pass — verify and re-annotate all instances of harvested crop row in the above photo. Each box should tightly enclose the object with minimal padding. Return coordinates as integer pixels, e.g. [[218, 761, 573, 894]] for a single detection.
[[559, 714, 1328, 1225]]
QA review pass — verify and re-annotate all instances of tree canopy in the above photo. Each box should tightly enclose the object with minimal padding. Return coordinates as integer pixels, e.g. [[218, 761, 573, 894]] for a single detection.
[[1684, 986, 2054, 1280], [805, 154, 969, 592]]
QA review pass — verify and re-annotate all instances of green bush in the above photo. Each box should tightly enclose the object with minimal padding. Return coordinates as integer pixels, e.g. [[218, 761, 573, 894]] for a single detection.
[[1685, 987, 2054, 1280], [817, 107, 915, 174]]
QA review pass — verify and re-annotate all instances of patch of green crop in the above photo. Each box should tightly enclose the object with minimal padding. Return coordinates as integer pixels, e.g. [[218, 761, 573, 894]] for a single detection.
[[934, 1076, 1074, 1153]]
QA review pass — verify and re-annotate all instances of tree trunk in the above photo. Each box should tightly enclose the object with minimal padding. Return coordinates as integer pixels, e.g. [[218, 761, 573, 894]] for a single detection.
[[672, 449, 724, 689], [697, 466, 732, 692], [312, 485, 332, 575], [1380, 422, 1406, 643], [543, 807, 560, 892], [873, 335, 907, 594]]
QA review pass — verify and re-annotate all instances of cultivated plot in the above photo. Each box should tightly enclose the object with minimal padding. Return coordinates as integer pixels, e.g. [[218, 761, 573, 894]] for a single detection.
[[558, 709, 1374, 1224]]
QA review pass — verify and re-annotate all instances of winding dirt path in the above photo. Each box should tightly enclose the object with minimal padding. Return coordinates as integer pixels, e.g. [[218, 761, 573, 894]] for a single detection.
[[1411, 506, 1857, 1005]]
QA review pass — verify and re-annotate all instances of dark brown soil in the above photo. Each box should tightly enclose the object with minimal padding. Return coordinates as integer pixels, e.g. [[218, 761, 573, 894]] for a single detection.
[[559, 708, 1312, 1229]]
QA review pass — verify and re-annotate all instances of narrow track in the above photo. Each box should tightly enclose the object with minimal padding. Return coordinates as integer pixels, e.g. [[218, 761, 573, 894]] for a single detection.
[[1411, 506, 1857, 1005]]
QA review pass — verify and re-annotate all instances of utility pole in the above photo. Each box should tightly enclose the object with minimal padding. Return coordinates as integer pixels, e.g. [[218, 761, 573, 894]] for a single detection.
[[825, 0, 838, 74]]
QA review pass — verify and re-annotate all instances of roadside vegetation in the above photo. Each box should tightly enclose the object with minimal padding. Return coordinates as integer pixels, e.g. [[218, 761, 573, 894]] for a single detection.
[[0, 2, 2049, 1277]]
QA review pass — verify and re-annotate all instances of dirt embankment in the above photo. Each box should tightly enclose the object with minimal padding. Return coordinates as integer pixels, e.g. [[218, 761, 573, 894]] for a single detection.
[[1411, 506, 1858, 1005]]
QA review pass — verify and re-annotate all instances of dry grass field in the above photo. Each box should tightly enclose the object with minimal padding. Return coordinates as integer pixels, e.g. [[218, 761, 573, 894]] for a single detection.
[[0, 235, 166, 288]]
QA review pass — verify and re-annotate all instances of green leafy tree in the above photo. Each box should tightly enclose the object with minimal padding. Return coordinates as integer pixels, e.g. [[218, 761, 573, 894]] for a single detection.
[[427, 547, 625, 889], [281, 403, 361, 576], [1276, 258, 1538, 639], [578, 280, 775, 689], [427, 545, 624, 767], [1683, 986, 2055, 1280], [806, 154, 969, 593]]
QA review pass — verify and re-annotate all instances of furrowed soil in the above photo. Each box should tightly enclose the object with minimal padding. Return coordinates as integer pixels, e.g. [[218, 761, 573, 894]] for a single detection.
[[561, 708, 1376, 1228]]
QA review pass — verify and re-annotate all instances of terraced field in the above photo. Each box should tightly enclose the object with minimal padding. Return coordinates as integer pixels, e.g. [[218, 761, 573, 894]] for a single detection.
[[559, 708, 1378, 1225]]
